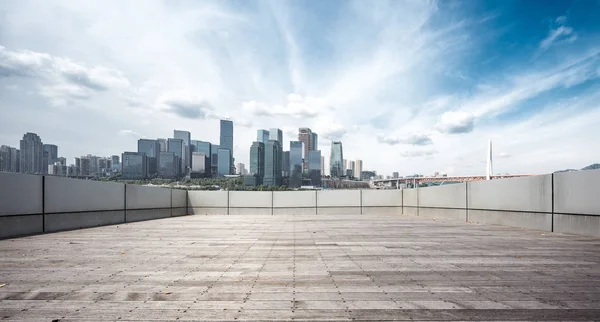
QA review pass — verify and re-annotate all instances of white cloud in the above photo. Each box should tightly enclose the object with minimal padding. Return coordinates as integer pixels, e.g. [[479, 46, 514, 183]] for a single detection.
[[400, 149, 438, 158], [377, 133, 433, 146], [241, 94, 324, 118], [435, 111, 475, 134]]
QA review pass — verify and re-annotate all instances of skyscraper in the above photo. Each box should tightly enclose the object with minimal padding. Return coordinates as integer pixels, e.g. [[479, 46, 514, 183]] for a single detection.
[[312, 133, 318, 151], [355, 159, 363, 180], [308, 150, 322, 187], [138, 139, 160, 176], [282, 151, 290, 178], [330, 141, 344, 178], [350, 161, 356, 179], [257, 129, 270, 144], [290, 141, 304, 188], [191, 152, 207, 177], [268, 128, 283, 144], [263, 140, 281, 186], [217, 148, 231, 177], [19, 132, 44, 174], [268, 129, 283, 182], [321, 156, 325, 176], [220, 120, 234, 174], [236, 163, 246, 175], [121, 152, 148, 179], [298, 128, 312, 171], [168, 138, 184, 177], [211, 144, 220, 177], [157, 139, 168, 152], [111, 155, 120, 171], [43, 144, 58, 164], [249, 142, 265, 177], [0, 145, 18, 172], [158, 152, 179, 178], [343, 159, 348, 171], [191, 140, 212, 177], [174, 130, 191, 173]]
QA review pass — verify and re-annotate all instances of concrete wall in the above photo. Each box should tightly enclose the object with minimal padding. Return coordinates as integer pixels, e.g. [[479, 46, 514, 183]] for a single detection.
[[466, 175, 552, 231], [229, 191, 272, 215], [0, 172, 44, 238], [273, 191, 316, 215], [188, 191, 228, 215], [317, 190, 361, 215], [125, 185, 172, 222], [1, 173, 189, 239], [553, 169, 600, 237], [171, 189, 188, 217], [45, 176, 125, 232], [362, 190, 402, 215], [418, 183, 467, 221], [402, 188, 418, 216]]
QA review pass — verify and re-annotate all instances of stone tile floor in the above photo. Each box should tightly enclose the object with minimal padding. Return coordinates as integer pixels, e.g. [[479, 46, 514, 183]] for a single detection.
[[1, 213, 600, 321]]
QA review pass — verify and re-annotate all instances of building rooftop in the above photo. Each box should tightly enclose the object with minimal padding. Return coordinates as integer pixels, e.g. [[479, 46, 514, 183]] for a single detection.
[[2, 213, 599, 321]]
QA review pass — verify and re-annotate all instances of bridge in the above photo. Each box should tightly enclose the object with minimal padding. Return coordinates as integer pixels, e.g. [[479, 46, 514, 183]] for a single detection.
[[1, 170, 599, 321], [373, 174, 534, 187]]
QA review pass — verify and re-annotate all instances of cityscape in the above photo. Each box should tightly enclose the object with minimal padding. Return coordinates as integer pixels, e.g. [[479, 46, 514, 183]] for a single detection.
[[0, 120, 380, 189]]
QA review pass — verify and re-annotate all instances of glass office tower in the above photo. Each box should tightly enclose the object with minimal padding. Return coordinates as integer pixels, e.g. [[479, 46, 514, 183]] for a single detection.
[[308, 150, 322, 187], [217, 148, 231, 177], [289, 141, 303, 188], [330, 141, 344, 178]]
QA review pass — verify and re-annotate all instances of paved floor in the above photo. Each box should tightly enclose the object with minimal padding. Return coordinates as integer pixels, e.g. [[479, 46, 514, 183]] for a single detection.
[[1, 214, 600, 321]]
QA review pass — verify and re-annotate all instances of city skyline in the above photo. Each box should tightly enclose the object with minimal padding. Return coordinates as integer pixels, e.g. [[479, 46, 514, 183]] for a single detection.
[[1, 1, 599, 175]]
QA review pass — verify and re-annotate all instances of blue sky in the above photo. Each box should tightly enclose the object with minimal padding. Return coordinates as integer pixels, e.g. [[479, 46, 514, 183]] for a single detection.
[[1, 0, 599, 175]]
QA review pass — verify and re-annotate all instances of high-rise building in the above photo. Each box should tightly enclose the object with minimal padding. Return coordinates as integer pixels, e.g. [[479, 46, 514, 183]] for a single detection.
[[257, 129, 270, 144], [350, 161, 356, 179], [220, 120, 234, 174], [19, 132, 44, 174], [248, 141, 265, 186], [268, 129, 283, 182], [80, 157, 91, 176], [308, 150, 322, 187], [290, 141, 304, 188], [330, 141, 344, 178], [343, 159, 348, 171], [122, 152, 148, 179], [43, 144, 58, 164], [282, 151, 290, 178], [191, 152, 207, 178], [138, 139, 160, 176], [269, 128, 283, 144], [312, 133, 318, 151], [111, 155, 120, 171], [355, 159, 363, 180], [191, 140, 212, 177], [211, 144, 220, 177], [174, 130, 191, 173], [392, 172, 399, 178], [321, 156, 325, 176], [298, 128, 312, 171], [0, 145, 19, 172], [157, 139, 168, 152], [263, 140, 281, 186], [217, 148, 231, 177], [167, 138, 184, 176], [158, 152, 179, 178]]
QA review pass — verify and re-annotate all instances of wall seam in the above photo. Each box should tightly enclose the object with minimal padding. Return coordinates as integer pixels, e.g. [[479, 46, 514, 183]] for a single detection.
[[124, 184, 127, 223], [465, 182, 469, 222], [271, 191, 274, 216], [360, 189, 363, 215], [170, 189, 173, 217], [551, 173, 554, 232], [42, 175, 46, 232], [227, 190, 230, 215], [315, 190, 318, 216]]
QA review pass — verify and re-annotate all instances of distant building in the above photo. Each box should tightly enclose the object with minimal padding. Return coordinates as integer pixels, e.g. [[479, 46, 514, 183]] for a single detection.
[[121, 152, 148, 179], [393, 172, 399, 179], [263, 140, 282, 186], [298, 128, 313, 171], [282, 151, 290, 178], [0, 145, 19, 172], [211, 144, 220, 177], [19, 132, 44, 174], [355, 160, 363, 180], [343, 159, 348, 171], [217, 148, 231, 177], [349, 161, 356, 179], [346, 169, 353, 178], [312, 133, 318, 151], [321, 156, 325, 176], [236, 163, 246, 175], [257, 129, 270, 144], [158, 152, 179, 178], [174, 130, 191, 174], [157, 139, 168, 152], [308, 150, 322, 187], [434, 171, 439, 177], [138, 139, 160, 177], [290, 141, 304, 188], [168, 138, 184, 177], [43, 144, 58, 164], [268, 128, 283, 144], [192, 140, 212, 177], [191, 152, 207, 178], [268, 129, 283, 183], [330, 141, 344, 178], [220, 120, 234, 174], [360, 170, 377, 181], [111, 155, 120, 171]]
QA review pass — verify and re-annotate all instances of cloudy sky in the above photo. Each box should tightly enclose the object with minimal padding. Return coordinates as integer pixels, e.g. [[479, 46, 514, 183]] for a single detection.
[[1, 0, 599, 176]]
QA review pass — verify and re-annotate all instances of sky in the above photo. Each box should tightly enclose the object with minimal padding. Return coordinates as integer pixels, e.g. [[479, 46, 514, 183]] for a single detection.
[[1, 0, 599, 176]]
